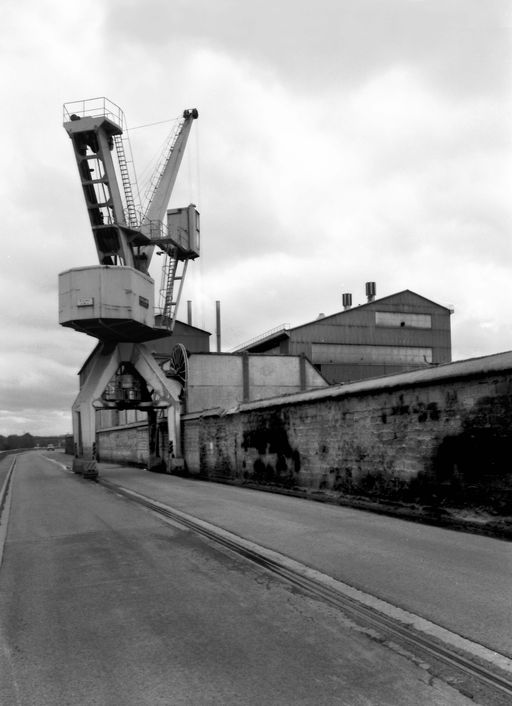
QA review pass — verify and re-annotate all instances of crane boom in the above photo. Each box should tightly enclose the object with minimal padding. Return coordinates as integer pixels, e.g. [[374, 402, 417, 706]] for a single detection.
[[144, 109, 198, 223], [139, 108, 198, 269]]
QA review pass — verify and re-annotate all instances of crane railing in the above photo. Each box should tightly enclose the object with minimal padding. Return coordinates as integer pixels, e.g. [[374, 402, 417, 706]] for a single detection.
[[63, 97, 124, 128]]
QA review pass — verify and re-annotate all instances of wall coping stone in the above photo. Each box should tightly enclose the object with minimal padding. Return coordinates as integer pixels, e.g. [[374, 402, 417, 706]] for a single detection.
[[97, 421, 147, 433], [182, 350, 512, 418]]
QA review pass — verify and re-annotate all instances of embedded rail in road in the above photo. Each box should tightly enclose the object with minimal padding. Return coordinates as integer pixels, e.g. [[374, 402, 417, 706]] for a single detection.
[[2, 455, 510, 705], [98, 476, 512, 705]]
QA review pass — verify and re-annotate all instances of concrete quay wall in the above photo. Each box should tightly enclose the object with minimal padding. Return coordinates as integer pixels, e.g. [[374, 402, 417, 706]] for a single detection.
[[97, 422, 148, 466], [183, 352, 512, 513]]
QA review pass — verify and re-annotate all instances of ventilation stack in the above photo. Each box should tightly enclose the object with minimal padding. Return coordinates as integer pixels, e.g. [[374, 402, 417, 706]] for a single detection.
[[365, 282, 376, 302]]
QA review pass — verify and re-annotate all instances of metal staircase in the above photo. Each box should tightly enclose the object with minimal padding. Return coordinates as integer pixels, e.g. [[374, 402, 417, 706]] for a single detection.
[[113, 133, 140, 228], [159, 253, 189, 332]]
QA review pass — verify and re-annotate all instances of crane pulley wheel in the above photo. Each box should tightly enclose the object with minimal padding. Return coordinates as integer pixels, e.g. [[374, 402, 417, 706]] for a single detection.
[[162, 343, 189, 389]]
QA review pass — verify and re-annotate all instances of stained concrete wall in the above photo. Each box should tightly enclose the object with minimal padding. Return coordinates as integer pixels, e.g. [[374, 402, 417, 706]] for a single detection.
[[187, 355, 244, 413], [95, 353, 327, 465], [186, 353, 327, 413], [97, 422, 148, 466], [182, 351, 512, 513]]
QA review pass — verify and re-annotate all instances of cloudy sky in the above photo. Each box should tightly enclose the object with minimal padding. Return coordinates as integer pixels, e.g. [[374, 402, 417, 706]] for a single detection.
[[1, 0, 511, 435]]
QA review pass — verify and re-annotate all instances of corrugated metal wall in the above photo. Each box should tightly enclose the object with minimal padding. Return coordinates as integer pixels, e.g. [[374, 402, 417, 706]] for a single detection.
[[286, 291, 451, 383]]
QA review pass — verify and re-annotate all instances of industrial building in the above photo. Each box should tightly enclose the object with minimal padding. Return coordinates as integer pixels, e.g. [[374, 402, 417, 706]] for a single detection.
[[234, 285, 452, 384], [93, 321, 328, 467], [85, 285, 452, 469], [59, 98, 453, 476]]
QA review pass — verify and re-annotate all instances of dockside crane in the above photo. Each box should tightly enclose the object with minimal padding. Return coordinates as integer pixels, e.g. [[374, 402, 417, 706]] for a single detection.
[[59, 97, 200, 477]]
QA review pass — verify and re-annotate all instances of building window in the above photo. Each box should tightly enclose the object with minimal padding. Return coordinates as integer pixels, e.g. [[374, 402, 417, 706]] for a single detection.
[[312, 343, 433, 365], [375, 312, 432, 329]]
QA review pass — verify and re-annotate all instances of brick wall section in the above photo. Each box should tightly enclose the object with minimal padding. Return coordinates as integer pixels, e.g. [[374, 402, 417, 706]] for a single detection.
[[183, 353, 512, 512]]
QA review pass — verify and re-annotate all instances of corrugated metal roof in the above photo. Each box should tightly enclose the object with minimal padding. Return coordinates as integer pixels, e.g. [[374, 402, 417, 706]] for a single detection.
[[236, 290, 451, 352], [290, 290, 452, 332]]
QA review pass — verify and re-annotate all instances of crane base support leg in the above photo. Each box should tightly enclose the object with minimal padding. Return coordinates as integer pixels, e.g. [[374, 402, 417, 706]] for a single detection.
[[72, 457, 99, 479], [147, 454, 167, 474], [167, 457, 186, 475]]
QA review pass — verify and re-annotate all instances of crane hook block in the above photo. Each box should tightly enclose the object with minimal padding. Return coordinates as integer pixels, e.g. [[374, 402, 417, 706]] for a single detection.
[[183, 108, 199, 119]]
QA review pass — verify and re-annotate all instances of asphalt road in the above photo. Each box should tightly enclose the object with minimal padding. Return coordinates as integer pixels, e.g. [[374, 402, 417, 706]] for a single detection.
[[0, 452, 472, 705], [95, 460, 512, 659]]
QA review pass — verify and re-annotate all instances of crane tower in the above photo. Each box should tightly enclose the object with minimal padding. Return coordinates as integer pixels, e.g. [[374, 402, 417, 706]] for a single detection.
[[59, 97, 199, 478]]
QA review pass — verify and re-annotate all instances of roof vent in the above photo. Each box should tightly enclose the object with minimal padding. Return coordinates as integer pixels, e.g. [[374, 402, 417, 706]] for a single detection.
[[365, 281, 376, 302], [316, 313, 326, 319], [342, 293, 352, 310]]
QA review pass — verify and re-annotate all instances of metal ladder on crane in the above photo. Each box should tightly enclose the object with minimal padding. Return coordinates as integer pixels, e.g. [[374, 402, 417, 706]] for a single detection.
[[159, 252, 189, 332], [113, 133, 140, 228]]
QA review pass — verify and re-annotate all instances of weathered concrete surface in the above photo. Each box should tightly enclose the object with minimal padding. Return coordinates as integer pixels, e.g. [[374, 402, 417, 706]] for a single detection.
[[184, 351, 512, 518], [0, 452, 476, 706], [186, 352, 327, 413], [0, 456, 12, 491], [91, 460, 512, 660]]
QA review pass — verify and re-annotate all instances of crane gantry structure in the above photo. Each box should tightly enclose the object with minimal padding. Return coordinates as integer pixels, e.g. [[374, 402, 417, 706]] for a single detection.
[[59, 97, 200, 478]]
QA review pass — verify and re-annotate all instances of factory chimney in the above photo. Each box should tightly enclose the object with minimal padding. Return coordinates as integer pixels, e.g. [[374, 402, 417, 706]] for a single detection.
[[342, 293, 352, 310], [187, 300, 192, 326], [216, 300, 221, 352], [365, 282, 376, 302]]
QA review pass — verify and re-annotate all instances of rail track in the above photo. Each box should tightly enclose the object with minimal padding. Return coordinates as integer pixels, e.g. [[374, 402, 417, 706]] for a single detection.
[[99, 476, 512, 705]]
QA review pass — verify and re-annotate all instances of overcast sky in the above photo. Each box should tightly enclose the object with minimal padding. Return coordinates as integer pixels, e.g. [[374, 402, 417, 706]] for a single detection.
[[1, 0, 511, 435]]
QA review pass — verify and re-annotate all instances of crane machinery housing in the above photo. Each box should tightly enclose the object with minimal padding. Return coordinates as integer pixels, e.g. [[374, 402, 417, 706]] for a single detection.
[[59, 97, 200, 478]]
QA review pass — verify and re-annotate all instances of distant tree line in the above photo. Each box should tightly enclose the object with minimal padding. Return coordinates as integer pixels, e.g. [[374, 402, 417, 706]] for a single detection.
[[0, 434, 68, 451]]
